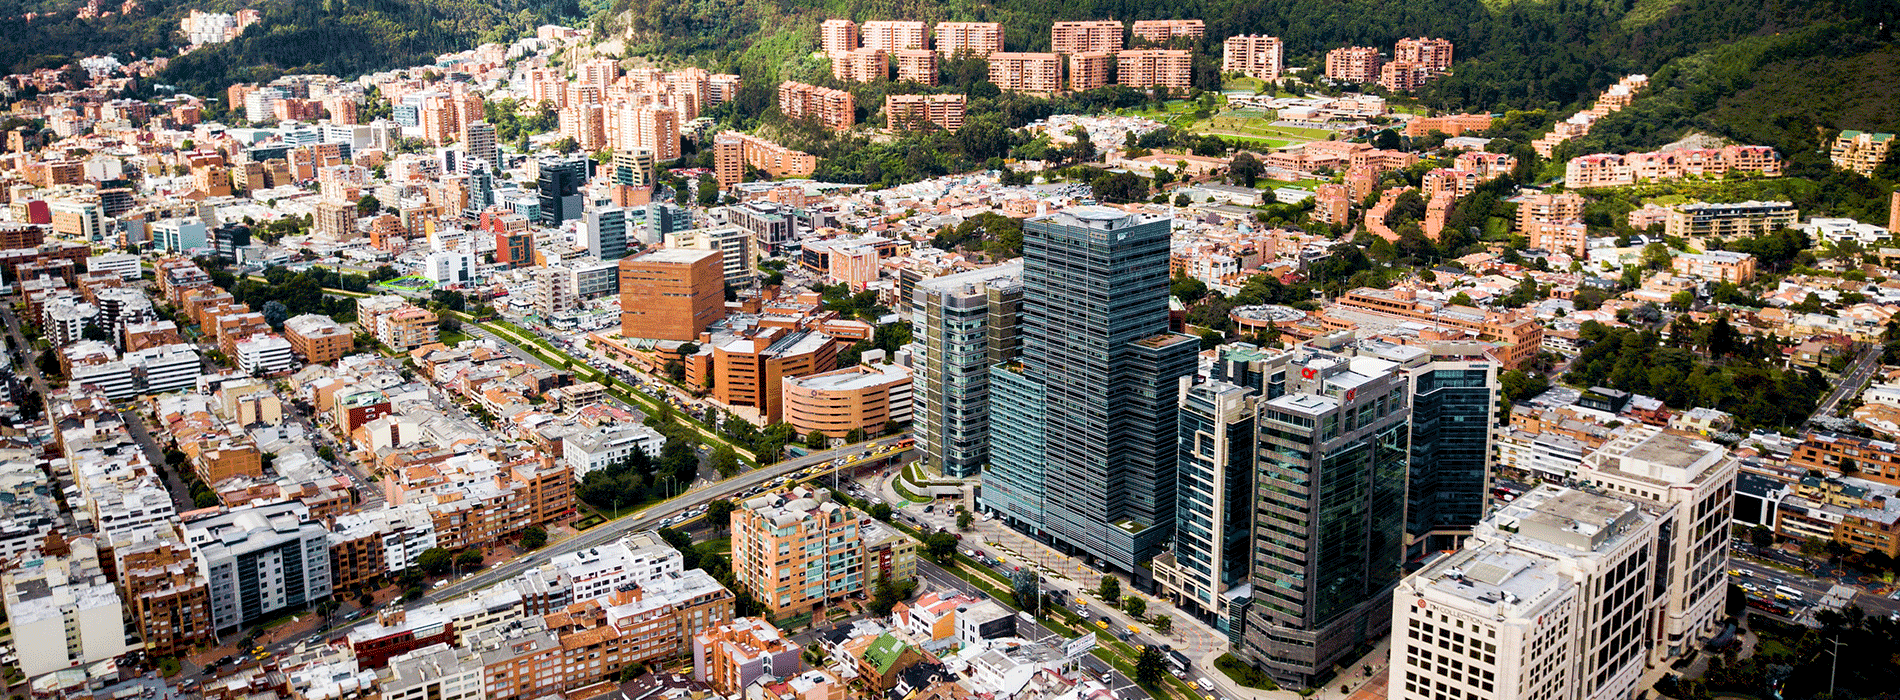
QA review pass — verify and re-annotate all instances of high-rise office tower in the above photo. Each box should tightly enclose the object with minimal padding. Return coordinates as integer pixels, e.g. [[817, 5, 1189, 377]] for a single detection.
[[586, 207, 631, 261], [537, 155, 589, 225], [912, 262, 1024, 479], [980, 207, 1197, 572], [1150, 378, 1256, 638], [1213, 337, 1412, 687], [466, 166, 495, 212], [649, 202, 694, 244], [1388, 341, 1498, 554], [462, 120, 497, 172]]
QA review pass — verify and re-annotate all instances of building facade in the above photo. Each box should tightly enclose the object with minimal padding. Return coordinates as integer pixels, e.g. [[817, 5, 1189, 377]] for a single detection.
[[913, 262, 1023, 479]]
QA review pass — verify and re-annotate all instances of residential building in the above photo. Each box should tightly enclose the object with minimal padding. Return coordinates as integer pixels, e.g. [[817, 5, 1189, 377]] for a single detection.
[[1662, 200, 1798, 239], [782, 361, 913, 437], [1831, 130, 1894, 177], [913, 262, 1024, 478], [1131, 19, 1203, 44], [886, 94, 967, 131], [714, 132, 819, 188], [934, 22, 1004, 57], [731, 488, 870, 616], [1392, 37, 1454, 74], [357, 296, 439, 351], [820, 19, 859, 54], [2, 542, 132, 678], [184, 501, 333, 634], [1671, 250, 1757, 283], [618, 249, 726, 341], [495, 230, 535, 269], [833, 48, 889, 84], [1051, 21, 1124, 54], [328, 504, 437, 590], [1222, 35, 1285, 81], [1214, 340, 1413, 686], [979, 207, 1198, 573], [545, 531, 685, 602], [234, 333, 296, 376], [566, 423, 668, 478], [1325, 47, 1383, 84], [693, 617, 801, 695], [86, 252, 141, 281], [778, 82, 856, 131], [111, 528, 211, 659], [537, 155, 589, 226], [1069, 52, 1112, 92], [709, 329, 839, 423], [894, 49, 939, 85], [1563, 146, 1783, 187], [1117, 50, 1192, 91], [1325, 287, 1544, 370], [988, 53, 1064, 93], [1791, 430, 1900, 490], [1388, 487, 1663, 700], [664, 226, 754, 289], [383, 643, 484, 700], [1579, 426, 1737, 660], [152, 216, 209, 252], [861, 21, 928, 51]]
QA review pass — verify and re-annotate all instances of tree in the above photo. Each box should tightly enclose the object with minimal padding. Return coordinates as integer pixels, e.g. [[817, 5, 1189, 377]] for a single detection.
[[805, 430, 828, 448], [260, 300, 289, 330], [1123, 596, 1146, 617], [1228, 151, 1262, 187], [1499, 370, 1550, 402], [845, 427, 867, 443], [696, 175, 720, 206], [356, 195, 381, 216], [416, 547, 452, 576], [520, 525, 547, 549], [1135, 645, 1166, 687], [1749, 525, 1774, 547], [455, 550, 484, 570], [958, 510, 974, 530], [1098, 576, 1121, 605], [706, 499, 736, 532], [869, 502, 893, 521], [1012, 568, 1039, 610], [36, 350, 61, 378], [923, 532, 957, 562], [709, 446, 741, 478], [1151, 614, 1172, 634], [1448, 291, 1475, 307]]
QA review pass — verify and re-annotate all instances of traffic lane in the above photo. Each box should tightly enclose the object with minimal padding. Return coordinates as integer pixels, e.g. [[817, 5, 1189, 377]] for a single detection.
[[1731, 560, 1900, 618]]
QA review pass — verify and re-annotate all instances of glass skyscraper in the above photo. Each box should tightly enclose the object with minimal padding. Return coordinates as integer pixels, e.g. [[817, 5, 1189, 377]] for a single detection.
[[979, 207, 1197, 572], [913, 262, 1024, 478]]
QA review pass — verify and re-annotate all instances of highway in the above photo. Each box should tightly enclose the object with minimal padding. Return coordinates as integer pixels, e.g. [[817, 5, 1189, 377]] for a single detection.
[[1808, 344, 1881, 426], [320, 435, 914, 640]]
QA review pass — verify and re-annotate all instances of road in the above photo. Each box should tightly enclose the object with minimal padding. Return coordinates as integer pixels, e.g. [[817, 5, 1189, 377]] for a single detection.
[[319, 435, 915, 640], [1808, 344, 1880, 425], [1730, 547, 1900, 619]]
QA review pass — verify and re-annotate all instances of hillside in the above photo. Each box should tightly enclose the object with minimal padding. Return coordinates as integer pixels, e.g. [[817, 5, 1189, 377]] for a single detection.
[[0, 0, 213, 73]]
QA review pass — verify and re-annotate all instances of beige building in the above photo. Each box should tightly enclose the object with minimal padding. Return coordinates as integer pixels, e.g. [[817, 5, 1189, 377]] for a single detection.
[[1117, 49, 1192, 90], [1130, 19, 1203, 44], [693, 617, 800, 696], [731, 488, 870, 617], [1393, 37, 1454, 73], [988, 53, 1064, 93], [1222, 35, 1284, 80], [1325, 46, 1383, 83], [893, 49, 939, 85], [934, 21, 1003, 57], [861, 20, 928, 51], [1069, 52, 1112, 91], [782, 362, 912, 437], [833, 47, 888, 83], [886, 94, 967, 131], [1662, 200, 1798, 239], [820, 19, 859, 53], [714, 131, 818, 188], [1830, 130, 1894, 177], [1051, 20, 1124, 54], [356, 295, 438, 351], [778, 82, 856, 131]]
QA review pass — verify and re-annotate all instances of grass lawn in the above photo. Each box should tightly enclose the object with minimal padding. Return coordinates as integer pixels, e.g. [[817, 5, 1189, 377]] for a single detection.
[[439, 328, 473, 347]]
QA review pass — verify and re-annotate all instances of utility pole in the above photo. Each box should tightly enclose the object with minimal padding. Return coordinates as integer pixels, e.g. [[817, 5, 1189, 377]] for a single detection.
[[1828, 635, 1846, 696]]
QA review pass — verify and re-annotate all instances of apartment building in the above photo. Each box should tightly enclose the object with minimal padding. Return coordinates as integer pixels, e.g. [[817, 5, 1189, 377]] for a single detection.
[[893, 49, 939, 84], [988, 53, 1064, 93], [1313, 183, 1350, 225], [782, 362, 912, 437], [357, 295, 440, 351], [1117, 50, 1192, 90], [1393, 37, 1454, 73], [112, 528, 211, 659], [1791, 430, 1900, 488], [1662, 200, 1798, 239], [934, 21, 1004, 57], [833, 48, 888, 83], [709, 329, 840, 423], [1831, 130, 1894, 177], [693, 617, 800, 695], [1051, 20, 1124, 54], [1776, 475, 1900, 557], [886, 94, 967, 131], [184, 501, 334, 634], [665, 225, 754, 289], [778, 82, 856, 131], [731, 488, 868, 617], [1671, 250, 1757, 283], [618, 248, 726, 341], [1564, 145, 1784, 187], [913, 262, 1024, 478], [1069, 52, 1112, 91], [1578, 426, 1736, 660], [1325, 287, 1544, 369], [861, 20, 928, 51], [1131, 19, 1203, 44], [820, 19, 859, 54], [1378, 61, 1431, 92], [714, 131, 819, 187], [1222, 35, 1285, 80], [566, 423, 668, 478], [1325, 46, 1383, 83], [1388, 487, 1663, 700], [2, 542, 133, 678]]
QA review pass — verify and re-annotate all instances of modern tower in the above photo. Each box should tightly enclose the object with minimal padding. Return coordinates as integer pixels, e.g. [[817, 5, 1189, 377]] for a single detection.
[[536, 155, 589, 226], [912, 261, 1024, 479], [1150, 377, 1256, 637], [979, 207, 1198, 572], [1214, 336, 1412, 687]]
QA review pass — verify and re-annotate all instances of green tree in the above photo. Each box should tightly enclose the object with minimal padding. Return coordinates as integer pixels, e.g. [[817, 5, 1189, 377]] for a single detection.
[[1135, 646, 1166, 687], [923, 532, 957, 561], [416, 547, 452, 576], [1228, 151, 1262, 187], [805, 430, 829, 449], [1123, 596, 1146, 617], [520, 525, 547, 549], [958, 510, 974, 530], [455, 550, 484, 570], [1012, 568, 1039, 609], [869, 502, 893, 521], [1499, 370, 1550, 402], [709, 446, 741, 478], [1151, 614, 1172, 634], [697, 175, 720, 206], [706, 499, 736, 532], [1098, 576, 1121, 605]]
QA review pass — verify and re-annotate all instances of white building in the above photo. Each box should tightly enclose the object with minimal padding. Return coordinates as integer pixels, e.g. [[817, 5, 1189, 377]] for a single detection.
[[41, 296, 98, 347], [184, 501, 334, 633], [85, 253, 142, 281], [565, 423, 667, 479], [330, 504, 437, 575], [234, 333, 297, 376], [1389, 486, 1664, 700], [1802, 217, 1892, 246], [544, 530, 684, 602], [1495, 429, 1592, 483], [382, 643, 483, 700], [424, 250, 476, 285], [665, 226, 753, 288], [125, 343, 203, 395], [152, 216, 209, 252], [0, 540, 133, 679]]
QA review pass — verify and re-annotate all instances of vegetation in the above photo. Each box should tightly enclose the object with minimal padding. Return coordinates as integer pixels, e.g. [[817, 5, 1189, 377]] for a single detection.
[[1565, 321, 1826, 430], [1216, 653, 1280, 690], [520, 525, 547, 549]]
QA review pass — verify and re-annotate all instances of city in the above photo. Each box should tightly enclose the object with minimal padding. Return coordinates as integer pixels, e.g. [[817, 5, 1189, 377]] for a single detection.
[[0, 6, 1896, 700]]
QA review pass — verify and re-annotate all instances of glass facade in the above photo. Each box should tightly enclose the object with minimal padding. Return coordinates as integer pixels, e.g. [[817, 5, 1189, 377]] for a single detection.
[[1405, 366, 1497, 550], [913, 263, 1023, 478]]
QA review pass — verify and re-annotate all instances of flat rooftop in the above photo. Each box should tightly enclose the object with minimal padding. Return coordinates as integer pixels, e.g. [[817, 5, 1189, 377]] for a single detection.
[[634, 248, 720, 264]]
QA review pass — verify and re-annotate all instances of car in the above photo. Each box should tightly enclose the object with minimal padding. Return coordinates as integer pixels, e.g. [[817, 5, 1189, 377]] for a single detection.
[[1102, 674, 1115, 683], [1095, 620, 1109, 629]]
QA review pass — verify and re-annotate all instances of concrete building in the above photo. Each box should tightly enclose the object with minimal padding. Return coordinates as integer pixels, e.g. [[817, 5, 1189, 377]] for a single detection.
[[1663, 200, 1798, 239], [566, 423, 668, 478], [112, 528, 212, 659], [1325, 46, 1383, 84], [1069, 52, 1112, 92], [618, 248, 726, 341], [184, 501, 333, 633], [912, 262, 1024, 479], [665, 226, 754, 289], [1388, 486, 1664, 700], [885, 94, 967, 131], [710, 330, 839, 423], [820, 19, 859, 54], [1578, 426, 1737, 661], [357, 296, 439, 351], [731, 488, 868, 617], [934, 22, 1004, 57], [833, 48, 889, 84], [1222, 35, 1285, 81], [1, 542, 132, 679], [1131, 19, 1203, 44], [778, 82, 856, 131], [234, 333, 296, 375], [979, 207, 1197, 573], [861, 20, 928, 51], [1392, 37, 1454, 74], [1051, 21, 1124, 54], [152, 216, 209, 252], [1831, 130, 1894, 177], [1671, 250, 1757, 283], [284, 313, 354, 365], [693, 617, 800, 695], [714, 132, 819, 189], [782, 361, 913, 438], [894, 49, 939, 85], [988, 53, 1064, 93], [1150, 379, 1255, 634], [1116, 50, 1192, 91]]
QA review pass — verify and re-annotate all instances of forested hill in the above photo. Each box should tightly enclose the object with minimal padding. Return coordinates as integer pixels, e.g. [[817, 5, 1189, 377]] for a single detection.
[[611, 0, 1896, 117], [158, 0, 580, 96]]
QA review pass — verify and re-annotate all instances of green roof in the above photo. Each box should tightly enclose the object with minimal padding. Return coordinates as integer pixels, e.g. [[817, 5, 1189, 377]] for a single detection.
[[863, 633, 910, 675]]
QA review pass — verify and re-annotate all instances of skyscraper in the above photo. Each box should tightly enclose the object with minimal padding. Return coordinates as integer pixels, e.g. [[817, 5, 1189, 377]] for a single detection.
[[1382, 340, 1498, 554], [467, 166, 495, 212], [913, 262, 1024, 479], [1214, 336, 1412, 687], [980, 207, 1197, 572], [537, 155, 589, 226], [585, 206, 632, 261], [1150, 378, 1255, 637]]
